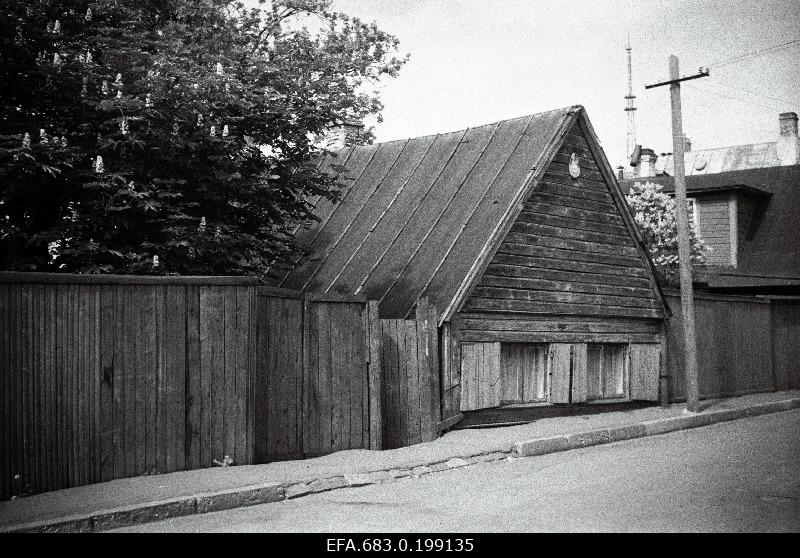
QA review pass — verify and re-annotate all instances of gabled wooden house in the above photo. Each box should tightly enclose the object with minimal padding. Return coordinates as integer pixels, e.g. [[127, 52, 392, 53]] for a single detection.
[[268, 105, 669, 427]]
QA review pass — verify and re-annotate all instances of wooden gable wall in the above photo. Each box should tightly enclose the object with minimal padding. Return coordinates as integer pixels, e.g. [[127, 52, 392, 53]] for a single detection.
[[461, 119, 662, 323]]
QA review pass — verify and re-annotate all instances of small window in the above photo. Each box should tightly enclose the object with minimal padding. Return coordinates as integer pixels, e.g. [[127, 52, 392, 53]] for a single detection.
[[587, 344, 627, 401], [499, 343, 549, 404]]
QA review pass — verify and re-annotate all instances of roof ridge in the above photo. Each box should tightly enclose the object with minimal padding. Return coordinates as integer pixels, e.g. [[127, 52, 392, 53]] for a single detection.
[[343, 105, 580, 148]]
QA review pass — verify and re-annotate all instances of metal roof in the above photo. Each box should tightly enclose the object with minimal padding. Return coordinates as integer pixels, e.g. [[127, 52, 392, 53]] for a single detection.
[[271, 105, 666, 319], [656, 142, 781, 176]]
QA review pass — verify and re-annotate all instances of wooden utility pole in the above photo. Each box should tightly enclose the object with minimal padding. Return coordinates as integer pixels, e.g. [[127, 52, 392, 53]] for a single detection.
[[645, 56, 708, 412]]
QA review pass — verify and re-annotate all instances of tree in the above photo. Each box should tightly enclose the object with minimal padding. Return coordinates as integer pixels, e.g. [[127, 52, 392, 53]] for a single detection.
[[0, 0, 406, 275], [625, 180, 707, 287]]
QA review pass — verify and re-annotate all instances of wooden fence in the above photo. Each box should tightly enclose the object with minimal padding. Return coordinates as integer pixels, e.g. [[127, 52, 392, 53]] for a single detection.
[[664, 291, 800, 401], [1, 273, 441, 500], [0, 273, 257, 501], [379, 298, 441, 449]]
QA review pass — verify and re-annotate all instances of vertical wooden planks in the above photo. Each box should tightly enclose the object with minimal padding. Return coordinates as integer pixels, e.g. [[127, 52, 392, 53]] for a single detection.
[[549, 343, 572, 404], [416, 298, 440, 442], [629, 344, 661, 401], [570, 343, 588, 403], [185, 285, 201, 470], [366, 301, 382, 449], [458, 342, 500, 411]]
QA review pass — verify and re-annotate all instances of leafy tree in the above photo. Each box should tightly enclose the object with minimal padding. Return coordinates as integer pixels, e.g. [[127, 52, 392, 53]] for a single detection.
[[626, 181, 707, 287], [0, 0, 406, 275]]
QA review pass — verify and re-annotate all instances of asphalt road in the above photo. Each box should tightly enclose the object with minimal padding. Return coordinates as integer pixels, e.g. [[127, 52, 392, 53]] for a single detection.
[[116, 409, 800, 532]]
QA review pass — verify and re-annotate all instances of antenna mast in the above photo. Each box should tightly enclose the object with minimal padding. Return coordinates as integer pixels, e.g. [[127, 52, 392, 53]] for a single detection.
[[625, 37, 637, 159]]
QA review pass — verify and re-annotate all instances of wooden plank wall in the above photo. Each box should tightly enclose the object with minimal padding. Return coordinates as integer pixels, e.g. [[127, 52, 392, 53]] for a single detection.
[[0, 275, 257, 501], [255, 288, 304, 463], [463, 120, 663, 320], [664, 292, 793, 401], [379, 299, 441, 449], [770, 300, 800, 391], [694, 194, 733, 265], [302, 296, 375, 457]]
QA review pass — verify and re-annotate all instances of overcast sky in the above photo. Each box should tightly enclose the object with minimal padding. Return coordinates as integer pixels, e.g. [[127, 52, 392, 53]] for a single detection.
[[328, 0, 800, 166]]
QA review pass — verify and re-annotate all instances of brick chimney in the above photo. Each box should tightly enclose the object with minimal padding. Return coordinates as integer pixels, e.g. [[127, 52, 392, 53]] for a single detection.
[[777, 112, 799, 165], [684, 135, 692, 152], [635, 148, 658, 178]]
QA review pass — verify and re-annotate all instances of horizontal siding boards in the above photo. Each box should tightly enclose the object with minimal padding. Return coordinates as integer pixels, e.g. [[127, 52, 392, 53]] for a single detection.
[[465, 119, 661, 322], [665, 293, 774, 401], [695, 195, 732, 265], [0, 278, 258, 500]]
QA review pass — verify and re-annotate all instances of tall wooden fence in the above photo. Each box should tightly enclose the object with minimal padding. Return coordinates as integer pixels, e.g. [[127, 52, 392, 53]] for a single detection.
[[1, 273, 442, 500], [0, 273, 256, 501], [664, 291, 800, 401]]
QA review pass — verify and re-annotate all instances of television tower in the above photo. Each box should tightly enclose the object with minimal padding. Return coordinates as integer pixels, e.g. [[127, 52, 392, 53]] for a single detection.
[[624, 37, 637, 159]]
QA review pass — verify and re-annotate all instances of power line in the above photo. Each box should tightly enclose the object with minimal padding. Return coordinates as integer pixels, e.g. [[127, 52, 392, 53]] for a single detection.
[[707, 38, 800, 69], [684, 82, 784, 112], [713, 80, 797, 107]]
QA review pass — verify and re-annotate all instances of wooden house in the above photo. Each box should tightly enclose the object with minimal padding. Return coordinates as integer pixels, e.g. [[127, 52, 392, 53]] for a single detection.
[[268, 105, 669, 427]]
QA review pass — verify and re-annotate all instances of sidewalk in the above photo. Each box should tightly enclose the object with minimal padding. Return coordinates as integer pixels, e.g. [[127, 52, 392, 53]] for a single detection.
[[2, 390, 799, 533]]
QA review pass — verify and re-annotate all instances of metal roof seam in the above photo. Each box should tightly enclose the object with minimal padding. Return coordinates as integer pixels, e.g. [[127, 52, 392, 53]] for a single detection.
[[301, 138, 410, 293], [329, 135, 440, 295], [414, 115, 536, 313], [385, 122, 504, 318], [352, 129, 470, 302]]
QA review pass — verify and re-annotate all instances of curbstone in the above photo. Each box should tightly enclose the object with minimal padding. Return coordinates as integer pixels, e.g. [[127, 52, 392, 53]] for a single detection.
[[444, 458, 470, 469], [514, 435, 570, 457], [195, 483, 284, 514], [343, 473, 372, 487], [91, 497, 197, 531], [608, 424, 646, 442], [566, 428, 612, 449], [364, 471, 394, 484]]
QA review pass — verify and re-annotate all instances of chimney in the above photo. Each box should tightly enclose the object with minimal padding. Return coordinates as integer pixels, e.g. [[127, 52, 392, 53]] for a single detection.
[[322, 119, 365, 149], [636, 148, 658, 178], [616, 165, 625, 180], [684, 135, 692, 152], [777, 112, 799, 165]]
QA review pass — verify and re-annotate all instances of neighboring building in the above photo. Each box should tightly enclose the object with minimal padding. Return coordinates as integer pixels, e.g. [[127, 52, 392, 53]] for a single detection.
[[268, 105, 669, 425], [620, 112, 800, 294]]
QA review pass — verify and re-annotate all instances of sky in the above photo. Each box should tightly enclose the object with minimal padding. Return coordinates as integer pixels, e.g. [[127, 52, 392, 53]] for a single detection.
[[324, 0, 800, 166]]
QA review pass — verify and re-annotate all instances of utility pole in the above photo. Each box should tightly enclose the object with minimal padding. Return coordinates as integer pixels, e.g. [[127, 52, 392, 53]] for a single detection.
[[645, 56, 709, 412]]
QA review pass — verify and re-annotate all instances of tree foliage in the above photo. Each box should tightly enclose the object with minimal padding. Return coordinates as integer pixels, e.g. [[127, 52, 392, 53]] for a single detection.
[[626, 181, 707, 286], [0, 0, 407, 275]]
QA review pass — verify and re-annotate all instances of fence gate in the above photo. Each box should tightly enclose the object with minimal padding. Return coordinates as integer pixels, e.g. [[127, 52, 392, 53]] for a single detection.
[[301, 295, 382, 457]]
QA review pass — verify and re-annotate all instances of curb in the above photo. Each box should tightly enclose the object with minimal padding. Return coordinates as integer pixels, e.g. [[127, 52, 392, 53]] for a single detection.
[[4, 397, 799, 533], [514, 398, 800, 457]]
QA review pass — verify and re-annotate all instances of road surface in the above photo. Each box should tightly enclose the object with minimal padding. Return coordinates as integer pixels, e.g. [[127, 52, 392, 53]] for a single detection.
[[116, 409, 800, 532]]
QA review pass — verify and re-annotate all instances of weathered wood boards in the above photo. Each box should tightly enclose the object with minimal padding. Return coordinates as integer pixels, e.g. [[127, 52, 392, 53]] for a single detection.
[[302, 297, 374, 456], [0, 275, 256, 501], [379, 299, 440, 448], [663, 292, 786, 401]]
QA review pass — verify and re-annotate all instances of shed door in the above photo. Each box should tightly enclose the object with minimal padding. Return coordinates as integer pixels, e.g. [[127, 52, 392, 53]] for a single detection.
[[460, 342, 501, 411], [629, 343, 661, 401]]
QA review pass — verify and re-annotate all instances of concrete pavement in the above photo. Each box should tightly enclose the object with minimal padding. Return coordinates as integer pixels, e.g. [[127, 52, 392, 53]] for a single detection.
[[1, 390, 799, 532]]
